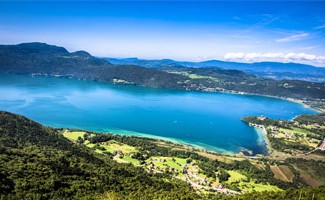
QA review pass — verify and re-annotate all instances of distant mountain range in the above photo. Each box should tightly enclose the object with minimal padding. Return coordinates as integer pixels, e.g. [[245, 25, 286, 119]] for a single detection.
[[106, 57, 325, 82], [0, 43, 189, 89], [1, 43, 324, 111]]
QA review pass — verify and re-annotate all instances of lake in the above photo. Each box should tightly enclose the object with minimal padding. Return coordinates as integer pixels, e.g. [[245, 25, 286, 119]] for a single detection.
[[0, 74, 317, 154]]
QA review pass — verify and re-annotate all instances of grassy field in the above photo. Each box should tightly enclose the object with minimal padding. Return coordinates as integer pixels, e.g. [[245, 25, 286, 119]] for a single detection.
[[63, 131, 139, 154], [226, 170, 281, 192], [239, 182, 281, 192], [169, 71, 219, 82], [84, 143, 104, 153], [270, 165, 294, 182], [122, 156, 140, 165], [106, 141, 138, 154], [64, 131, 86, 141], [151, 160, 167, 169], [148, 156, 187, 171], [227, 170, 247, 183]]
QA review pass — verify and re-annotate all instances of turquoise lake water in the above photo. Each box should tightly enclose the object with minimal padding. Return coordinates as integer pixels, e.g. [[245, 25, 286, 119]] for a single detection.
[[0, 74, 317, 154]]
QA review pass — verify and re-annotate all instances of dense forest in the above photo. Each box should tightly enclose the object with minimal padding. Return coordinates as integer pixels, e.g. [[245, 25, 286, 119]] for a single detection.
[[0, 43, 324, 110], [295, 113, 325, 125]]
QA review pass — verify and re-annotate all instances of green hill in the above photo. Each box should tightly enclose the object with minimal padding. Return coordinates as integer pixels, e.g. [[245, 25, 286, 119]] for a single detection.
[[0, 111, 196, 199]]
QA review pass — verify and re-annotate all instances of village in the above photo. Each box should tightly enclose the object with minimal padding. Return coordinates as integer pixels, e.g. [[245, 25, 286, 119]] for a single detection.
[[247, 115, 325, 156], [62, 129, 285, 195]]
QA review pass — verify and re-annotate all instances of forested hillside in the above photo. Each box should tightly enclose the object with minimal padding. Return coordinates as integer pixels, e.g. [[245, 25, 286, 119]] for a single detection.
[[0, 43, 188, 89], [0, 111, 196, 199]]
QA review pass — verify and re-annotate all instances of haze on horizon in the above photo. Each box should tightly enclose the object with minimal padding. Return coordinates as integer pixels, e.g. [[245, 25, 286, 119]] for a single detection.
[[1, 1, 325, 67]]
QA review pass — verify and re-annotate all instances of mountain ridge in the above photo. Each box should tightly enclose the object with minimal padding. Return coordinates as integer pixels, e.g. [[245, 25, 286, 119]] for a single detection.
[[1, 42, 325, 111], [106, 57, 325, 82]]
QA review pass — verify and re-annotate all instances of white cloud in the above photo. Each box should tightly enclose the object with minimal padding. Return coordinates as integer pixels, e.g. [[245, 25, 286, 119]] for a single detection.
[[299, 46, 318, 51], [224, 52, 325, 65], [275, 33, 309, 43], [315, 24, 325, 30]]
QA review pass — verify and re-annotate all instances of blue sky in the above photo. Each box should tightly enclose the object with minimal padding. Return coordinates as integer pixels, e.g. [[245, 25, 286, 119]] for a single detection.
[[1, 1, 325, 66]]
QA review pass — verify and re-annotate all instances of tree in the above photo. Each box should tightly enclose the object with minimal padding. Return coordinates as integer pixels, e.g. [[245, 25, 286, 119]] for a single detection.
[[218, 170, 230, 182], [77, 136, 84, 144]]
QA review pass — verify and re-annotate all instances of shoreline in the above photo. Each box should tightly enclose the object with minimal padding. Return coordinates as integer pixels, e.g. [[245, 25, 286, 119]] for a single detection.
[[21, 72, 325, 113], [254, 126, 272, 155], [104, 127, 234, 154], [59, 125, 269, 157], [210, 89, 323, 113], [52, 125, 236, 155]]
